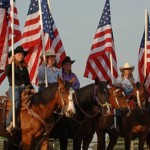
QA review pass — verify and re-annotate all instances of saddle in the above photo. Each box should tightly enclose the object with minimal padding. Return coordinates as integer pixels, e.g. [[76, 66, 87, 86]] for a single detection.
[[0, 92, 11, 136]]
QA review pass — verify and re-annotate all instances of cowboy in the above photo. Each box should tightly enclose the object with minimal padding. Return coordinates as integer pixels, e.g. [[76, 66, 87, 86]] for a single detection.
[[37, 49, 62, 91], [61, 56, 80, 91], [115, 62, 135, 97], [5, 46, 35, 132]]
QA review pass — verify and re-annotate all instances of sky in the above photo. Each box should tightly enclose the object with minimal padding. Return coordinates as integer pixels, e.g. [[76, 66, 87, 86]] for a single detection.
[[0, 0, 150, 95]]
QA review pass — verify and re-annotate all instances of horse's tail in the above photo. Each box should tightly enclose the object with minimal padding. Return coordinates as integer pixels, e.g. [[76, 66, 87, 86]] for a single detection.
[[146, 130, 150, 148]]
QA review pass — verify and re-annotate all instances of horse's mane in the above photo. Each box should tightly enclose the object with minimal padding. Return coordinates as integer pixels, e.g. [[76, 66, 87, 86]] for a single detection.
[[76, 83, 95, 104], [135, 82, 141, 90], [30, 81, 71, 106], [111, 84, 124, 91], [30, 83, 58, 106]]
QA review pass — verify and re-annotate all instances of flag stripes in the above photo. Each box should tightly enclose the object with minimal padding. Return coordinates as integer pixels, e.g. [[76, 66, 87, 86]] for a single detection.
[[84, 0, 118, 84]]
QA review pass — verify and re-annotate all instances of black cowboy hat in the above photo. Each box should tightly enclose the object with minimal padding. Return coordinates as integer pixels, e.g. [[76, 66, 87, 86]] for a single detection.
[[8, 46, 28, 58], [61, 56, 75, 65]]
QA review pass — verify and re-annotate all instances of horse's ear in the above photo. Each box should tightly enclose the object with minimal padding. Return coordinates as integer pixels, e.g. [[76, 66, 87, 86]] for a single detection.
[[58, 76, 64, 87], [106, 80, 110, 85], [95, 77, 99, 85]]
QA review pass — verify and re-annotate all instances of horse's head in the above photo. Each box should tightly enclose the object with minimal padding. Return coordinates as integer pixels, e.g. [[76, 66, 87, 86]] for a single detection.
[[132, 82, 146, 109], [109, 85, 129, 116], [57, 76, 76, 117], [94, 80, 111, 115]]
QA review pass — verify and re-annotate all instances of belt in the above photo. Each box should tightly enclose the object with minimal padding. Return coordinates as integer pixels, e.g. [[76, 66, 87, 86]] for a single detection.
[[38, 83, 45, 86], [38, 83, 53, 86]]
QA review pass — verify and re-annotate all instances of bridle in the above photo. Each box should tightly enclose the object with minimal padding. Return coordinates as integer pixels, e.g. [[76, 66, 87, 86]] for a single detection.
[[111, 88, 124, 108], [94, 85, 111, 115], [133, 87, 146, 109], [58, 86, 75, 116]]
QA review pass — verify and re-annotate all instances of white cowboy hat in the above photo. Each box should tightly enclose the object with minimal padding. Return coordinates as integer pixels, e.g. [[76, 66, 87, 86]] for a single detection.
[[40, 49, 56, 59], [119, 62, 134, 72]]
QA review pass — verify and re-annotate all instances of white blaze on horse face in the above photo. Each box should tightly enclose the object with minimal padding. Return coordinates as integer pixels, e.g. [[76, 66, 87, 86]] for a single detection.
[[106, 103, 111, 114], [66, 88, 76, 117], [122, 92, 125, 96], [136, 90, 141, 107], [115, 97, 119, 107]]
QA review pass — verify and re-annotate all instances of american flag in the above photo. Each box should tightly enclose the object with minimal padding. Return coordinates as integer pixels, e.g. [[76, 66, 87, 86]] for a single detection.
[[0, 0, 21, 84], [84, 0, 118, 84], [138, 12, 150, 95], [21, 0, 66, 84]]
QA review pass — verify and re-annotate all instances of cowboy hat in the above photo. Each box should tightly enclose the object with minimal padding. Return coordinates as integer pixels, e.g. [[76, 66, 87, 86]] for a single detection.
[[61, 56, 75, 65], [8, 46, 28, 58], [119, 62, 134, 72], [40, 49, 56, 59]]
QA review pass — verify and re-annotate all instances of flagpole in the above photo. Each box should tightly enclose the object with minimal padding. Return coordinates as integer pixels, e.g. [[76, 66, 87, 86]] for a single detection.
[[110, 52, 117, 129], [144, 9, 148, 77], [38, 0, 48, 88], [47, 0, 51, 11], [10, 0, 16, 128], [110, 53, 114, 84]]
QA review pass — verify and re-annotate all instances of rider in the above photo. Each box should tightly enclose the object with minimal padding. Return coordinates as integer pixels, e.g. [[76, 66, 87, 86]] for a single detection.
[[5, 46, 35, 132], [37, 49, 62, 91], [115, 62, 135, 99], [61, 56, 80, 91]]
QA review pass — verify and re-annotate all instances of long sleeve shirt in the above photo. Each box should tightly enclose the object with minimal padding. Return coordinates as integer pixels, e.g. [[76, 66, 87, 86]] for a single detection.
[[62, 71, 80, 91], [114, 76, 134, 94], [5, 64, 34, 89], [37, 64, 62, 84]]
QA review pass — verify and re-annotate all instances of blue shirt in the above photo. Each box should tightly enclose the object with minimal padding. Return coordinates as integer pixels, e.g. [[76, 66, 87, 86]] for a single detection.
[[115, 76, 134, 94], [37, 64, 62, 84]]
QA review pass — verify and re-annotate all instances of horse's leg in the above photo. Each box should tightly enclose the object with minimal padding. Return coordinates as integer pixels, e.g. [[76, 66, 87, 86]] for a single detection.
[[124, 135, 131, 150], [106, 129, 118, 150], [40, 137, 53, 150], [138, 133, 147, 150], [4, 140, 20, 150], [96, 131, 106, 150], [22, 134, 34, 150], [82, 134, 94, 150], [73, 137, 82, 150], [59, 137, 68, 150]]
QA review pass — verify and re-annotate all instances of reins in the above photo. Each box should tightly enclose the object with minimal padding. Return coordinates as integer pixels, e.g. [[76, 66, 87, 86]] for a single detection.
[[73, 92, 100, 119]]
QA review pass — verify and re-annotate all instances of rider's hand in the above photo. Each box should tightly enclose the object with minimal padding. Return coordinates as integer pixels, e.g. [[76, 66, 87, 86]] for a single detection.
[[30, 89, 36, 93], [8, 56, 15, 64], [42, 59, 47, 65], [69, 77, 76, 84]]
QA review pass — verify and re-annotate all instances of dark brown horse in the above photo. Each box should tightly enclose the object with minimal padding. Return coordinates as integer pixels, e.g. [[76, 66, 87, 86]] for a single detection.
[[0, 77, 76, 150], [93, 85, 129, 150], [114, 82, 150, 150], [49, 81, 110, 150]]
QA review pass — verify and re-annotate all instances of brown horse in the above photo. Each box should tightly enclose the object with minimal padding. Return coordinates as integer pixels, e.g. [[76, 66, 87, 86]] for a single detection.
[[115, 82, 150, 150], [0, 77, 76, 150], [93, 85, 129, 150]]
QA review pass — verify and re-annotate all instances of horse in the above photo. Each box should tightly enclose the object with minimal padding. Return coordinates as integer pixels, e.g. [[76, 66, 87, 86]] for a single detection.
[[114, 82, 150, 150], [0, 77, 76, 150], [93, 85, 129, 150], [49, 81, 110, 150]]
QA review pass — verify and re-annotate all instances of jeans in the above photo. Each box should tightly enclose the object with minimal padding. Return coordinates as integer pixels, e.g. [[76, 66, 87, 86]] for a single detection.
[[38, 85, 45, 92], [6, 86, 23, 126]]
